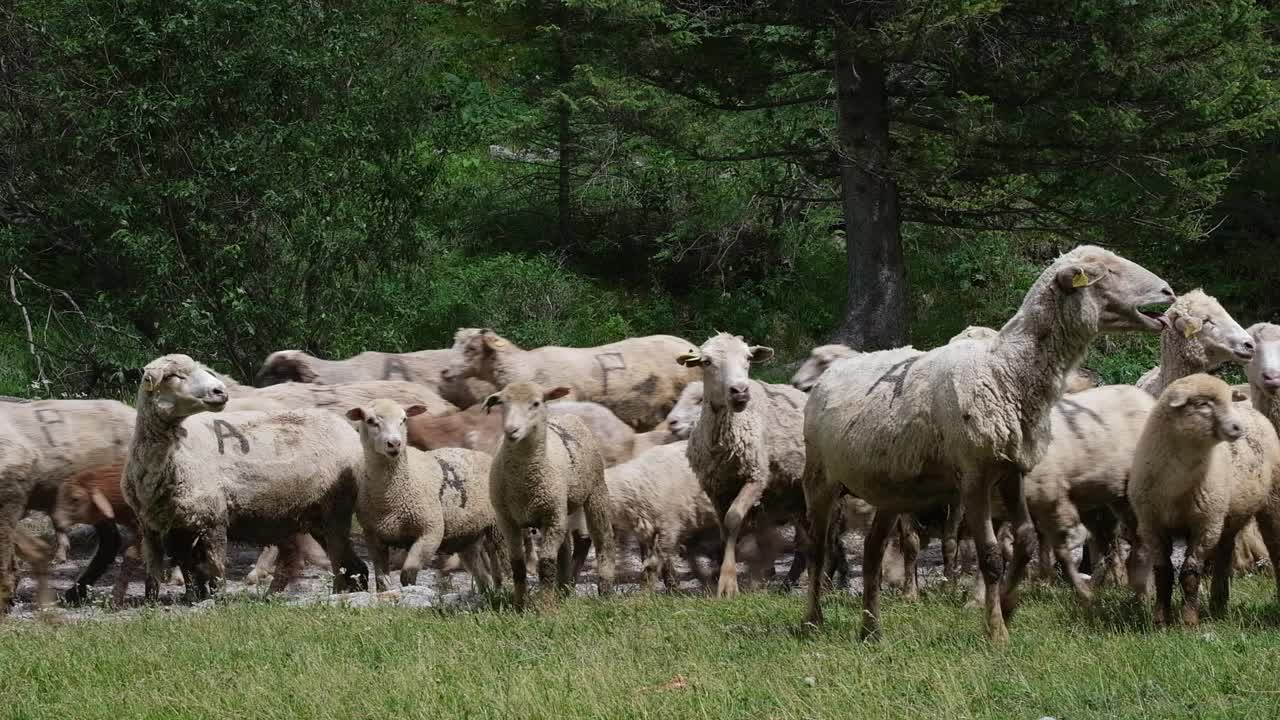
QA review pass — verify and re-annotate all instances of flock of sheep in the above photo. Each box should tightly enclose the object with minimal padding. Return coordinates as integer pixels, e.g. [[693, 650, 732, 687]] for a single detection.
[[4, 244, 1280, 642]]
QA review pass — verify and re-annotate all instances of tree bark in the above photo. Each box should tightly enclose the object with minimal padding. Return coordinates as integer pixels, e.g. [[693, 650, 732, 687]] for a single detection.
[[831, 25, 906, 350]]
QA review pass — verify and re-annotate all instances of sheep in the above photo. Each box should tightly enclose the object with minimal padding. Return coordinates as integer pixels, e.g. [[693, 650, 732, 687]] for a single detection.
[[241, 379, 457, 418], [666, 381, 702, 440], [1238, 322, 1280, 577], [1128, 374, 1280, 626], [485, 382, 615, 610], [445, 329, 700, 430], [677, 333, 808, 598], [1136, 290, 1257, 396], [791, 345, 859, 392], [407, 399, 638, 467], [346, 399, 504, 593], [123, 354, 368, 601], [0, 399, 134, 612], [256, 348, 493, 409], [802, 245, 1172, 641]]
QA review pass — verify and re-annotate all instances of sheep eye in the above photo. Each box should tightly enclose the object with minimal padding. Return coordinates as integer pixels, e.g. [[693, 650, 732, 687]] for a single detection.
[[532, 401, 541, 408], [366, 418, 376, 425]]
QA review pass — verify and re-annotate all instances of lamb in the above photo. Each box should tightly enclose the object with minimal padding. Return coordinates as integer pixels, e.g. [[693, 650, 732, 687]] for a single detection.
[[123, 354, 368, 600], [51, 462, 133, 605], [445, 329, 700, 430], [1128, 374, 1280, 626], [256, 348, 493, 409], [677, 333, 809, 598], [1136, 289, 1257, 396], [802, 245, 1172, 641], [0, 399, 134, 612], [485, 382, 615, 610], [666, 381, 702, 440], [407, 400, 639, 467], [346, 399, 504, 593]]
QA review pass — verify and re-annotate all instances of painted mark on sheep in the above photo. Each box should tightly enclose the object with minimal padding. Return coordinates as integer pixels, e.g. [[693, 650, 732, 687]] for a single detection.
[[760, 383, 801, 409], [867, 357, 920, 401], [33, 408, 66, 447], [630, 374, 659, 396], [595, 353, 626, 396], [212, 420, 250, 455], [311, 386, 339, 407], [437, 457, 467, 507], [382, 356, 409, 382], [1055, 397, 1105, 440], [548, 423, 579, 466]]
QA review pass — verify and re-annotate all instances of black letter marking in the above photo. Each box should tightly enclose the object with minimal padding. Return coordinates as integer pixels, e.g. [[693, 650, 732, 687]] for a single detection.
[[436, 458, 467, 507], [760, 383, 801, 410], [311, 386, 339, 407], [1055, 397, 1105, 440], [548, 423, 579, 466], [595, 352, 626, 396], [382, 355, 409, 381], [33, 408, 66, 447], [866, 357, 920, 401], [212, 420, 250, 455]]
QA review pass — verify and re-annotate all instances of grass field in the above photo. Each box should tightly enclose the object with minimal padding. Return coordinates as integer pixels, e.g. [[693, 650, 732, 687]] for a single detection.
[[4, 579, 1280, 719]]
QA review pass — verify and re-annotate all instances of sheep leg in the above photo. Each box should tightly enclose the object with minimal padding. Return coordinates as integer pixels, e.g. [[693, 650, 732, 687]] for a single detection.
[[246, 545, 279, 586], [502, 520, 529, 611], [113, 541, 140, 606], [401, 524, 444, 588], [365, 532, 394, 593], [1181, 524, 1221, 627], [555, 534, 574, 594], [14, 527, 52, 611], [802, 461, 838, 628], [267, 539, 302, 595], [53, 530, 70, 564], [64, 521, 123, 604], [484, 527, 507, 591], [716, 481, 765, 599], [898, 516, 921, 601], [140, 527, 165, 602], [203, 526, 228, 595], [1253, 510, 1280, 603], [995, 470, 1036, 624], [523, 533, 538, 578], [1152, 535, 1175, 627], [458, 542, 494, 593], [535, 519, 569, 600], [0, 501, 22, 613], [654, 532, 680, 591], [1052, 532, 1092, 604], [859, 510, 899, 643], [961, 475, 1007, 643], [942, 506, 964, 582], [1209, 528, 1240, 619]]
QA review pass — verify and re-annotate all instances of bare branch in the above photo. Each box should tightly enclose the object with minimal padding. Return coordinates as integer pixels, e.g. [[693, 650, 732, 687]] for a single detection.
[[9, 269, 48, 391]]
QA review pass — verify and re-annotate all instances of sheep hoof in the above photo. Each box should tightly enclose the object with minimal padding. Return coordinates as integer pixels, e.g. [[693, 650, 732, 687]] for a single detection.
[[988, 624, 1010, 645], [63, 584, 89, 606], [717, 575, 739, 599]]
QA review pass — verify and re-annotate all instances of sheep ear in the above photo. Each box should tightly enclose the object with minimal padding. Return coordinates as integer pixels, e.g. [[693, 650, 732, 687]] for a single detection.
[[91, 489, 115, 520], [1176, 315, 1202, 339], [748, 346, 775, 363], [1232, 388, 1250, 403], [404, 404, 429, 418], [1167, 391, 1189, 409], [482, 331, 507, 349], [345, 407, 366, 422], [141, 366, 167, 391], [544, 387, 571, 402], [483, 394, 503, 414], [1055, 263, 1105, 292], [676, 351, 703, 368]]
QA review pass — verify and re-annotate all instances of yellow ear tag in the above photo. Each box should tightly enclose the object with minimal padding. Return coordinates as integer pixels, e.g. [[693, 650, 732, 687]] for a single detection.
[[1183, 322, 1200, 339], [1071, 270, 1089, 288]]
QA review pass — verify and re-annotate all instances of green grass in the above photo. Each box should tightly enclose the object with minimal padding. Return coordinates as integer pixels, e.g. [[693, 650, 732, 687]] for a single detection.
[[4, 580, 1280, 719]]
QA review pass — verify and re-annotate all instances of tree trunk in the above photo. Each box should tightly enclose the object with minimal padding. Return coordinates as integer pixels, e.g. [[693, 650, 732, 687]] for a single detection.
[[555, 0, 573, 246], [831, 25, 906, 350]]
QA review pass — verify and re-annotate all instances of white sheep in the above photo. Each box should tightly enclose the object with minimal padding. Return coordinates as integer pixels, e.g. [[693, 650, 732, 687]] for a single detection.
[[802, 245, 1173, 642], [446, 329, 700, 430], [790, 345, 859, 392], [677, 333, 808, 598], [255, 348, 492, 409], [486, 382, 615, 610], [1136, 289, 1257, 396], [123, 354, 368, 600], [0, 399, 134, 611], [346, 399, 503, 593], [1240, 322, 1280, 582], [1128, 374, 1280, 626]]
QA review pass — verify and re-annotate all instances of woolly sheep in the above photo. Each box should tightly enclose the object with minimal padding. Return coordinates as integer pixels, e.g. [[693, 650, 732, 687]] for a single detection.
[[1239, 322, 1280, 578], [485, 382, 615, 610], [346, 399, 503, 593], [802, 245, 1172, 642], [791, 345, 859, 392], [445, 329, 700, 430], [666, 381, 702, 440], [677, 333, 808, 598], [1136, 290, 1256, 396], [1128, 374, 1280, 626], [123, 354, 368, 601], [238, 379, 457, 418], [0, 399, 133, 613], [255, 348, 492, 409]]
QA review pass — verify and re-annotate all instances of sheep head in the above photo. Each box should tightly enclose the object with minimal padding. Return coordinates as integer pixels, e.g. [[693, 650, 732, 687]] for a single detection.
[[1246, 323, 1280, 396], [52, 466, 120, 531], [255, 350, 317, 387], [443, 328, 509, 383], [1157, 374, 1244, 445], [347, 399, 428, 458], [1050, 245, 1174, 333], [1164, 289, 1255, 367], [949, 326, 998, 343], [678, 333, 773, 413], [484, 382, 570, 443], [791, 344, 856, 392], [666, 381, 703, 438], [140, 354, 228, 419]]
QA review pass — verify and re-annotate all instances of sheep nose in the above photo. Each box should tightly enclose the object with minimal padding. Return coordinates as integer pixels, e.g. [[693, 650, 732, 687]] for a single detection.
[[729, 383, 750, 398], [506, 428, 520, 440], [1222, 421, 1244, 440], [440, 368, 453, 380], [208, 388, 227, 402], [1160, 286, 1175, 300]]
